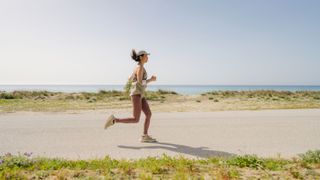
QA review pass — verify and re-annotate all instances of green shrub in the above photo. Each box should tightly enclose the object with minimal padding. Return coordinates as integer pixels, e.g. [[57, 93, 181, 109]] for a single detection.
[[226, 155, 263, 169], [124, 80, 133, 97], [0, 93, 15, 99], [314, 96, 320, 100], [299, 150, 320, 163], [157, 89, 178, 95]]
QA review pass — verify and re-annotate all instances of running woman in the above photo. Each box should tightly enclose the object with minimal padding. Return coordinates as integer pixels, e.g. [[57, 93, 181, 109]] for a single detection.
[[104, 49, 157, 143]]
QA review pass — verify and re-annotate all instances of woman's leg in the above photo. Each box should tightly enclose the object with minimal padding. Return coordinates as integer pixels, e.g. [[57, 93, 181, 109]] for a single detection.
[[114, 95, 142, 123], [141, 97, 152, 135]]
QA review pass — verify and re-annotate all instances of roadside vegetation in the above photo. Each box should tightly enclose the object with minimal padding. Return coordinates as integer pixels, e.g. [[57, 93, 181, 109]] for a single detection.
[[1, 150, 319, 179], [0, 90, 319, 112]]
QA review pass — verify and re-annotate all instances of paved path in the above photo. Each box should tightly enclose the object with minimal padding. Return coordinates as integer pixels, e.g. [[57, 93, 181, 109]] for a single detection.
[[0, 109, 319, 160]]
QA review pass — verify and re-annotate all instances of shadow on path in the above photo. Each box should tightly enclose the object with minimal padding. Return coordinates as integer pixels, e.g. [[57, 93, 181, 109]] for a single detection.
[[118, 141, 235, 158]]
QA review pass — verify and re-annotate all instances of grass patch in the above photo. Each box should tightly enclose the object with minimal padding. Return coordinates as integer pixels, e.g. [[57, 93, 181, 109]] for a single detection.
[[299, 149, 320, 164], [0, 150, 319, 179], [0, 90, 320, 112], [0, 90, 180, 112], [226, 154, 289, 171], [201, 90, 320, 100]]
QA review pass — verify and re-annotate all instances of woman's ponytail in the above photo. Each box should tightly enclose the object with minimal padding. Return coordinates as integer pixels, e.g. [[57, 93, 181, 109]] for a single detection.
[[131, 49, 140, 62]]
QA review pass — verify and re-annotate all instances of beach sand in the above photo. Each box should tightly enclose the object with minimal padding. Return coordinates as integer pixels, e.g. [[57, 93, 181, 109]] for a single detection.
[[0, 109, 319, 160]]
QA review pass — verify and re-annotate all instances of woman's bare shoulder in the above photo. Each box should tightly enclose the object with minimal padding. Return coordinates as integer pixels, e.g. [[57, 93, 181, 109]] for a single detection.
[[133, 65, 145, 75]]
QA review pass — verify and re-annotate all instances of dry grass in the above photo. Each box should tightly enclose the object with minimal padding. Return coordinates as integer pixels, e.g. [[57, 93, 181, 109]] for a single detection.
[[0, 90, 320, 113]]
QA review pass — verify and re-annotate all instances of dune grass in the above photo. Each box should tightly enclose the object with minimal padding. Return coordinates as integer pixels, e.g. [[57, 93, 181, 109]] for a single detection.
[[0, 90, 174, 112], [0, 150, 319, 179], [201, 90, 320, 101], [0, 90, 320, 113]]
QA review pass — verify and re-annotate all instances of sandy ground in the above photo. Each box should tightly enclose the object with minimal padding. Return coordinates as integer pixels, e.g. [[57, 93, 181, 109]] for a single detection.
[[0, 109, 319, 160]]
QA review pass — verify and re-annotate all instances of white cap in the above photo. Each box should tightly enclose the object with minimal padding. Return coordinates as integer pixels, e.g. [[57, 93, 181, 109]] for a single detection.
[[137, 50, 150, 56]]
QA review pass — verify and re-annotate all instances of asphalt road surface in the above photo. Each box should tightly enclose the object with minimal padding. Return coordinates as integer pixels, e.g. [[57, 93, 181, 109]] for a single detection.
[[1, 109, 319, 160]]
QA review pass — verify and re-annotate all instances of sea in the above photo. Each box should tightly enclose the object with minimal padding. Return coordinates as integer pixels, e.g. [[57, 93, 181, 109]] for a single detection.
[[1, 85, 320, 95]]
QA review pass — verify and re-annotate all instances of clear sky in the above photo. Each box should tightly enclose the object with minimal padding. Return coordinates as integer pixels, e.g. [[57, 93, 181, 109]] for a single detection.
[[0, 0, 319, 85]]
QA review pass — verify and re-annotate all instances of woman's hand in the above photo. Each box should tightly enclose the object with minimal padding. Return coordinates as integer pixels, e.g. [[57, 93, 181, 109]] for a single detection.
[[150, 75, 157, 82], [147, 75, 157, 84]]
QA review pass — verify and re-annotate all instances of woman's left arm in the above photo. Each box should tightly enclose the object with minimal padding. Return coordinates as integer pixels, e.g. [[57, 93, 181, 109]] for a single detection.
[[146, 75, 157, 84]]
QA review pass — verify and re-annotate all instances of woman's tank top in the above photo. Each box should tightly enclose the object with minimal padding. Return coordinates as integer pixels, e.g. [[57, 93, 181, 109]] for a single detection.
[[131, 67, 147, 82], [129, 66, 148, 97]]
